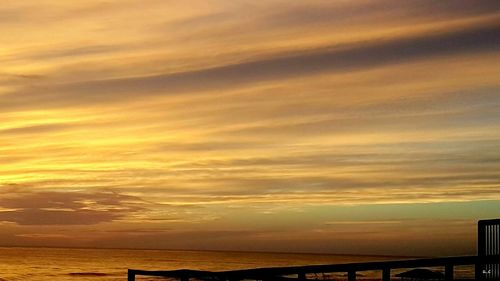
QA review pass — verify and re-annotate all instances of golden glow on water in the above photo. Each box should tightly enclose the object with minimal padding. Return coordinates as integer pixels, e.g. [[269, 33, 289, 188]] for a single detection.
[[0, 247, 421, 281]]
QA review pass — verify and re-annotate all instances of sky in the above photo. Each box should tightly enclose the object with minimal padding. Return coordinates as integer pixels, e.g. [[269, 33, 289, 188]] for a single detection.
[[1, 0, 500, 257]]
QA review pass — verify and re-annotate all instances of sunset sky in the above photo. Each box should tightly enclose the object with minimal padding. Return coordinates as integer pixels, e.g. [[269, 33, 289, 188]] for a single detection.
[[1, 0, 500, 256]]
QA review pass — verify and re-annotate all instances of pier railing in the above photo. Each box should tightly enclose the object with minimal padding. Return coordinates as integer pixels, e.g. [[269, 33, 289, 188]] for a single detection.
[[128, 254, 500, 281], [129, 219, 500, 281]]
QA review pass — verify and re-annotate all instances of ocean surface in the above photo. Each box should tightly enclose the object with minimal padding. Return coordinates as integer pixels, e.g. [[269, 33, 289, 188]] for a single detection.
[[0, 247, 474, 281]]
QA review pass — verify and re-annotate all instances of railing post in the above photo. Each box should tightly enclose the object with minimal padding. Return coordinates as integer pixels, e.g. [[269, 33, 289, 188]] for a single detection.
[[348, 270, 356, 281], [477, 220, 486, 281], [476, 261, 482, 281], [127, 269, 135, 281], [445, 264, 454, 281], [382, 268, 391, 281]]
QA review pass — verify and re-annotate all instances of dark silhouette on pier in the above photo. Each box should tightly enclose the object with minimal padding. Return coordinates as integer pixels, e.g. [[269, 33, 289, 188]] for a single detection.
[[396, 268, 444, 281], [128, 219, 500, 281]]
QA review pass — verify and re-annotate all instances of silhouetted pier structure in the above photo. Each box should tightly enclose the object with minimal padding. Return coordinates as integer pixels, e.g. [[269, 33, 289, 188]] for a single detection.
[[128, 219, 500, 281], [477, 219, 500, 280]]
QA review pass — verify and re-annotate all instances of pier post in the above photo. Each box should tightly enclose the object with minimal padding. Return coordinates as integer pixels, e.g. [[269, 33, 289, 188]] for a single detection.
[[445, 264, 454, 281], [348, 270, 356, 281], [127, 269, 135, 281], [382, 268, 391, 281], [298, 272, 307, 281]]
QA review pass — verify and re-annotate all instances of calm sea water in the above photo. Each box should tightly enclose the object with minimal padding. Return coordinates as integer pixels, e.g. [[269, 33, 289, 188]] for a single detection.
[[0, 247, 474, 281]]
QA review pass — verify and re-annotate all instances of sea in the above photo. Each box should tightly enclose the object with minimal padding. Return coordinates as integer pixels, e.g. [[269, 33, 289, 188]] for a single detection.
[[0, 247, 474, 281]]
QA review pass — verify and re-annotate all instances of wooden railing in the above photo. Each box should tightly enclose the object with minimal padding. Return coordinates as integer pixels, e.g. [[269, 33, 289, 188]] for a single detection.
[[129, 219, 500, 281], [128, 254, 500, 281]]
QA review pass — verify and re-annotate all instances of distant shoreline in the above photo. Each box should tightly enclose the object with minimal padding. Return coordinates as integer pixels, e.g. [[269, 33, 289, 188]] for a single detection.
[[0, 245, 421, 259]]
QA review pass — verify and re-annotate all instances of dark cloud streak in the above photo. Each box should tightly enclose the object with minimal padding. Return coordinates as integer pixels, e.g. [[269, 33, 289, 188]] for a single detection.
[[0, 124, 75, 136], [2, 21, 499, 110], [267, 0, 500, 28], [0, 191, 143, 225]]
